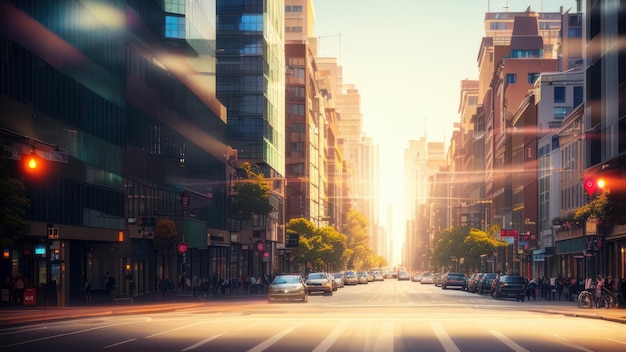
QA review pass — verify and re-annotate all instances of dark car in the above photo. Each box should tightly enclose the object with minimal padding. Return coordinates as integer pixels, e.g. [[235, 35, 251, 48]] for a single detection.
[[442, 272, 466, 290], [491, 275, 526, 299], [477, 273, 497, 295]]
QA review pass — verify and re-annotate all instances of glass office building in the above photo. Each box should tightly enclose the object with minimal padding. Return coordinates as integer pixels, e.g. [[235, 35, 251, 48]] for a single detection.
[[0, 0, 228, 305]]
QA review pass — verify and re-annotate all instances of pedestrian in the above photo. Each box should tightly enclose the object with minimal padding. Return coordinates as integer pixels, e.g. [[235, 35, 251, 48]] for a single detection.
[[528, 278, 537, 301], [84, 277, 92, 303], [192, 275, 200, 298], [158, 276, 169, 301], [178, 272, 187, 294]]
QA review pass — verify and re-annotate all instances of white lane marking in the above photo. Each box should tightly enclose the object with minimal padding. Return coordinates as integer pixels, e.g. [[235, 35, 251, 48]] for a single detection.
[[430, 322, 460, 352], [373, 321, 393, 352], [0, 326, 48, 336], [0, 321, 139, 349], [181, 332, 228, 352], [550, 333, 595, 352], [489, 330, 530, 352], [146, 321, 208, 338], [103, 338, 138, 349], [246, 322, 304, 352], [312, 322, 349, 352]]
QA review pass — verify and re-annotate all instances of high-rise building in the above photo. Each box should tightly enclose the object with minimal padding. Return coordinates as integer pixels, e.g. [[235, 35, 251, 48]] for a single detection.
[[0, 0, 228, 304], [216, 0, 286, 272]]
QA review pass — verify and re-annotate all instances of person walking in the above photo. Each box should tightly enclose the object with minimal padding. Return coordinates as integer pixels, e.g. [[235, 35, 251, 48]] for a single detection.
[[84, 277, 92, 303], [528, 278, 537, 301]]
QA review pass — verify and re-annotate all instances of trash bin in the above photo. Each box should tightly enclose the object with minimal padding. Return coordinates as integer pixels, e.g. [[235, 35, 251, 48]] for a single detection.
[[23, 288, 36, 306]]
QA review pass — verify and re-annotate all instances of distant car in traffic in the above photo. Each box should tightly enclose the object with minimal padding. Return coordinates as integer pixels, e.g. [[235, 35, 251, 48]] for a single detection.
[[267, 274, 308, 303], [397, 271, 410, 281], [331, 273, 344, 289], [420, 273, 434, 284], [344, 271, 358, 285], [305, 272, 334, 295], [357, 271, 369, 284]]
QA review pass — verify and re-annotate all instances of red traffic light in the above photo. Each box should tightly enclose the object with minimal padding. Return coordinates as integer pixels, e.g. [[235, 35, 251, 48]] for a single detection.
[[22, 153, 45, 176], [583, 177, 605, 197]]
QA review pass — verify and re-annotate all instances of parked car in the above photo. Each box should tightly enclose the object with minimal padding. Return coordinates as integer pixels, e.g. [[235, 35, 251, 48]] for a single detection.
[[331, 273, 344, 289], [397, 271, 410, 281], [267, 274, 308, 303], [357, 271, 369, 284], [372, 271, 385, 281], [305, 272, 333, 295], [441, 272, 466, 289], [344, 271, 358, 285], [420, 273, 434, 284], [491, 275, 526, 300], [477, 273, 497, 295], [411, 273, 422, 282]]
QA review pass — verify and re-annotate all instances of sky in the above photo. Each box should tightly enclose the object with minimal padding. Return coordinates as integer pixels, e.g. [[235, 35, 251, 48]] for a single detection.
[[312, 0, 576, 262]]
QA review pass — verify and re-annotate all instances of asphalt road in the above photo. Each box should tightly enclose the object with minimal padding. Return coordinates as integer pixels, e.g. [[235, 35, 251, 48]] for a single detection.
[[1, 279, 625, 352]]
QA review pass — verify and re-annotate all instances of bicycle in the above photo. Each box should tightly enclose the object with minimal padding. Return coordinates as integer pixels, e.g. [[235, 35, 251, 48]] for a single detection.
[[597, 287, 618, 309], [577, 289, 594, 309]]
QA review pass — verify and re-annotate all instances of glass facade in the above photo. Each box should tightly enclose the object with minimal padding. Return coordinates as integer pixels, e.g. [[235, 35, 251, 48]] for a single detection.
[[1, 0, 228, 304], [216, 0, 285, 176]]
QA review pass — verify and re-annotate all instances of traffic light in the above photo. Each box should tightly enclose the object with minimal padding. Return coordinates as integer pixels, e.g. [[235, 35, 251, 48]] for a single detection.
[[21, 152, 46, 178], [583, 176, 606, 197]]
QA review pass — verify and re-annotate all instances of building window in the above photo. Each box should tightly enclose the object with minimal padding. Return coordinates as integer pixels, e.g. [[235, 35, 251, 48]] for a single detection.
[[240, 14, 263, 32], [468, 96, 478, 105], [554, 86, 565, 103], [288, 104, 305, 116], [290, 122, 305, 133], [164, 0, 185, 14], [286, 26, 302, 33], [490, 22, 506, 30], [573, 86, 583, 107], [528, 73, 540, 84], [286, 5, 303, 12], [506, 73, 517, 84], [568, 27, 582, 38], [165, 16, 185, 39], [553, 106, 572, 119]]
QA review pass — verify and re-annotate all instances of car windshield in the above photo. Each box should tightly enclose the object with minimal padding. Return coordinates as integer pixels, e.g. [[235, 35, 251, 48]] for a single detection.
[[502, 276, 525, 283], [307, 273, 325, 280], [448, 274, 464, 279], [272, 276, 300, 284]]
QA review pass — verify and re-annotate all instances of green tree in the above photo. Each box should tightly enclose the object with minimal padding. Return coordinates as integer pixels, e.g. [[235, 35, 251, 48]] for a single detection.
[[431, 225, 507, 273], [342, 209, 371, 270], [463, 227, 508, 272], [317, 226, 348, 271], [0, 160, 30, 248], [229, 162, 273, 220], [431, 226, 470, 271]]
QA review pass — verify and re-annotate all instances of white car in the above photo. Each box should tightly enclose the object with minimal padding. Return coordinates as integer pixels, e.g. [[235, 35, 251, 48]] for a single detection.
[[420, 273, 434, 284]]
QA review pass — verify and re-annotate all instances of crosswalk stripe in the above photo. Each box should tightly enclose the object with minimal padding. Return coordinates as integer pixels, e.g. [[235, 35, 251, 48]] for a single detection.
[[431, 322, 460, 352]]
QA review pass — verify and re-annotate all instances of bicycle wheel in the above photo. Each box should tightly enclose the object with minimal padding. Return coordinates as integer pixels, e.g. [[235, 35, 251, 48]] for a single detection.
[[605, 294, 617, 309], [578, 291, 593, 309]]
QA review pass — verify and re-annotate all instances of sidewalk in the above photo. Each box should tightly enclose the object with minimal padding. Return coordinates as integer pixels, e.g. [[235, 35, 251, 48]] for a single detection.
[[0, 293, 624, 327]]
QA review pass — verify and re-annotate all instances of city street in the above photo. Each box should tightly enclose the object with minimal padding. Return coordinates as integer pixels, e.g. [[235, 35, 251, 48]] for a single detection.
[[1, 279, 624, 352]]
